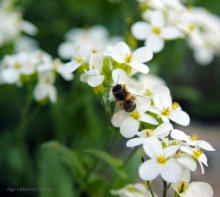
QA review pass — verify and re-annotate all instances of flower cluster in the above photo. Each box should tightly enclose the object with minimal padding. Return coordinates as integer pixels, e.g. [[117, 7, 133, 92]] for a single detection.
[[133, 0, 220, 65], [0, 0, 37, 48], [0, 50, 73, 103], [57, 25, 215, 196]]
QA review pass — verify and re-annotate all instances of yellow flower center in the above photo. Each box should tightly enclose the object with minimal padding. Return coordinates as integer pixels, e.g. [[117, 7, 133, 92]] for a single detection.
[[172, 102, 180, 110], [153, 26, 161, 35], [15, 63, 21, 69], [145, 129, 154, 137], [188, 24, 196, 32], [75, 56, 83, 63], [178, 181, 188, 193], [193, 149, 203, 159], [127, 186, 135, 192], [191, 134, 199, 141], [161, 107, 170, 116], [145, 89, 152, 96], [92, 48, 97, 53], [131, 111, 140, 120], [157, 155, 167, 164], [125, 53, 133, 63]]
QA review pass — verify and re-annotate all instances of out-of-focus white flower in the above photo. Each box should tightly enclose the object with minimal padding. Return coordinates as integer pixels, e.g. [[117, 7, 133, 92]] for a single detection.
[[58, 25, 121, 59], [106, 41, 153, 74], [172, 169, 213, 197], [33, 71, 57, 103], [139, 137, 181, 183], [131, 10, 182, 53], [171, 129, 215, 151], [111, 102, 158, 138], [0, 0, 37, 47], [80, 54, 104, 87], [149, 87, 190, 126], [111, 183, 155, 197], [126, 122, 173, 147]]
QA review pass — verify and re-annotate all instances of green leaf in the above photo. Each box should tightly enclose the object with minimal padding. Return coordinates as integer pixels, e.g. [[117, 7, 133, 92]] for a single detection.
[[40, 141, 86, 180], [83, 149, 127, 179]]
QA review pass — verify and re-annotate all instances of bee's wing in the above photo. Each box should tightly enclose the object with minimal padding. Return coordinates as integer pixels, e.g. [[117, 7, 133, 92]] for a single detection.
[[114, 101, 123, 113]]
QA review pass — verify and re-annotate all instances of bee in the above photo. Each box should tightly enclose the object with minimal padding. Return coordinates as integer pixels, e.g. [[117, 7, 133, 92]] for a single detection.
[[112, 84, 137, 112]]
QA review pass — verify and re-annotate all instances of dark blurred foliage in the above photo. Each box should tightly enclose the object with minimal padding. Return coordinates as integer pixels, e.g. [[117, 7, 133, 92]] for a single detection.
[[0, 0, 220, 196]]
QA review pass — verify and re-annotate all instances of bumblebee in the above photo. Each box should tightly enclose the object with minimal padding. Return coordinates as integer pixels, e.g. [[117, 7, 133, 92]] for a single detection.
[[112, 84, 136, 112]]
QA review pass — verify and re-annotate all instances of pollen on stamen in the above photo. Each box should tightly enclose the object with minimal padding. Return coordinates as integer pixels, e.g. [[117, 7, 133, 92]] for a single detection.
[[152, 26, 161, 35], [172, 102, 180, 110], [191, 134, 199, 141], [145, 129, 154, 137], [178, 181, 188, 193], [193, 149, 203, 159], [161, 107, 170, 116], [125, 53, 133, 63], [157, 155, 167, 164], [127, 186, 135, 192], [75, 56, 83, 63], [131, 111, 140, 120]]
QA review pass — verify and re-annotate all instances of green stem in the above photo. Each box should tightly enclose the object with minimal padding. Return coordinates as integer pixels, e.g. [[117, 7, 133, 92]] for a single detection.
[[146, 181, 155, 197], [163, 180, 171, 197]]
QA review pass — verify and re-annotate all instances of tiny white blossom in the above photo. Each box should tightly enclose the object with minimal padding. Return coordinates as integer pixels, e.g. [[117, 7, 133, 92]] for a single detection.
[[139, 137, 181, 182], [106, 41, 153, 74]]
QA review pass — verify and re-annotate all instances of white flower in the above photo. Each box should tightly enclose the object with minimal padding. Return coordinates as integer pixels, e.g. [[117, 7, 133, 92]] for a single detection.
[[131, 10, 182, 53], [149, 87, 190, 126], [80, 54, 104, 87], [172, 169, 213, 197], [106, 41, 153, 74], [111, 103, 158, 138], [180, 146, 208, 174], [58, 48, 89, 74], [137, 74, 166, 97], [139, 137, 181, 182], [171, 129, 215, 151], [111, 183, 155, 197], [126, 122, 173, 147], [33, 71, 57, 103]]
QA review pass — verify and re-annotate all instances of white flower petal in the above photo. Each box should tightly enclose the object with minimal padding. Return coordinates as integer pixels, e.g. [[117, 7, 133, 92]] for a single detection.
[[153, 86, 172, 110], [177, 156, 197, 172], [120, 117, 139, 138], [182, 182, 213, 197], [154, 122, 173, 138], [87, 75, 104, 87], [112, 68, 129, 85], [111, 110, 128, 127], [89, 54, 103, 71], [133, 47, 153, 63], [145, 34, 164, 53], [140, 113, 158, 125], [126, 138, 146, 148], [139, 159, 159, 181], [58, 61, 81, 74], [131, 22, 149, 40], [143, 137, 163, 158], [164, 145, 180, 158], [171, 129, 190, 142], [129, 60, 149, 74], [196, 140, 215, 151], [169, 110, 190, 126], [161, 160, 181, 183], [161, 27, 182, 40]]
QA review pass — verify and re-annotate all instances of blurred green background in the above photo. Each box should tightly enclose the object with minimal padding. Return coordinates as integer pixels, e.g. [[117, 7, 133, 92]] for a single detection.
[[0, 0, 220, 196]]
